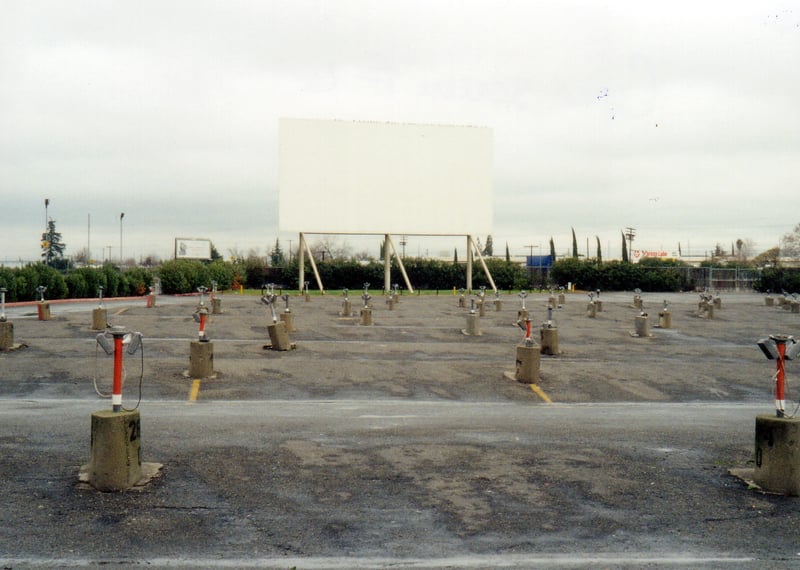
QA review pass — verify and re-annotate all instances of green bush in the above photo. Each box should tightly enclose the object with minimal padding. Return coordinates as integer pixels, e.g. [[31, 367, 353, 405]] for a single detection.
[[0, 267, 19, 302], [551, 259, 690, 292], [80, 267, 107, 297], [205, 260, 236, 291], [242, 257, 270, 289], [157, 260, 212, 294], [472, 259, 527, 290], [157, 260, 192, 294], [102, 265, 121, 297], [65, 272, 88, 298], [122, 267, 154, 295], [14, 263, 67, 301], [755, 267, 800, 294]]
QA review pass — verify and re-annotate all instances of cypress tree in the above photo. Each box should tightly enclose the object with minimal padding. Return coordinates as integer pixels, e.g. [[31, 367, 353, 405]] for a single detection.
[[621, 231, 629, 262], [571, 228, 578, 258]]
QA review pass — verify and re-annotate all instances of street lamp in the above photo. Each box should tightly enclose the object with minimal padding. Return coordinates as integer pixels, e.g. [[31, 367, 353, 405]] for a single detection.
[[119, 212, 125, 266]]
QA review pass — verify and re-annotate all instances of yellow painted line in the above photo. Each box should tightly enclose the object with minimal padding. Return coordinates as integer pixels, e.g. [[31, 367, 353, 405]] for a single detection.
[[113, 307, 129, 316], [188, 379, 201, 403], [529, 383, 553, 404]]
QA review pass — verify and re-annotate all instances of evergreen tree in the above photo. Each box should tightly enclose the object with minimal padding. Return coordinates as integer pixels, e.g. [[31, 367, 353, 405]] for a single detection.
[[596, 236, 602, 264], [549, 237, 556, 261], [505, 242, 510, 262], [482, 235, 494, 256], [453, 248, 458, 264], [270, 238, 285, 266], [621, 231, 629, 262], [41, 219, 66, 267], [571, 227, 578, 258], [210, 242, 222, 261]]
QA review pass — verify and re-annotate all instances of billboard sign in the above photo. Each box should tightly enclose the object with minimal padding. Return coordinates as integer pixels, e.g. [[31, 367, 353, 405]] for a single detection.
[[632, 249, 669, 261], [174, 238, 212, 260], [526, 255, 554, 269]]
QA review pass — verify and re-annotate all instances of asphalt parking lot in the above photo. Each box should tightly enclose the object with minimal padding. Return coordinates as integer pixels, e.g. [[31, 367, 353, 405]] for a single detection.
[[2, 290, 800, 568]]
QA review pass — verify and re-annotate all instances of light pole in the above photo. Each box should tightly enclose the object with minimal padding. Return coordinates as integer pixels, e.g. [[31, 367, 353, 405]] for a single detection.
[[119, 212, 125, 267]]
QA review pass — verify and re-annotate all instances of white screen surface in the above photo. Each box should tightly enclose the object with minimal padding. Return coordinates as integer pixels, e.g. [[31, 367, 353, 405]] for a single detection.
[[278, 119, 493, 235]]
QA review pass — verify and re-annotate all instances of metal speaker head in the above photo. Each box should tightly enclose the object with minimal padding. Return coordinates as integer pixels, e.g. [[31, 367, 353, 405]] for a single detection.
[[96, 333, 114, 355], [758, 338, 779, 360], [125, 332, 142, 355], [786, 339, 800, 361]]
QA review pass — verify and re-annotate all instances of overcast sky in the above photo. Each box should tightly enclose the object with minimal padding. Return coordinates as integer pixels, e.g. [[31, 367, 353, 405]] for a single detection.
[[2, 0, 799, 264]]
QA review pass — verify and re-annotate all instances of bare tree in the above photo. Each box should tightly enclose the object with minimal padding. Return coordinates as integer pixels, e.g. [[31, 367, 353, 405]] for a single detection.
[[72, 247, 90, 265], [310, 236, 351, 260], [780, 223, 800, 259], [351, 249, 374, 261], [228, 247, 247, 263]]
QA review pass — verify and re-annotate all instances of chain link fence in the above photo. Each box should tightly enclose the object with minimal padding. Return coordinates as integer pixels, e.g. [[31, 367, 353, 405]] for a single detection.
[[664, 266, 760, 291]]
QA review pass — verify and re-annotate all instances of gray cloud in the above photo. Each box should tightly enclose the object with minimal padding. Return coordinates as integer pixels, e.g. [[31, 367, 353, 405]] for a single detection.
[[2, 0, 799, 264]]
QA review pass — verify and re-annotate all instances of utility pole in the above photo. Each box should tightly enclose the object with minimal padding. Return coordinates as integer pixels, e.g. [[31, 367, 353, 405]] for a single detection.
[[524, 244, 538, 285], [625, 227, 636, 257], [119, 212, 125, 267]]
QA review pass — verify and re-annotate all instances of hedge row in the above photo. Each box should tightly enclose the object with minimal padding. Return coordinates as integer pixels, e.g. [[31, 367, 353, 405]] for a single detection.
[[0, 264, 154, 303], [4, 259, 796, 300], [550, 258, 691, 292], [274, 258, 529, 291], [755, 267, 800, 294]]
